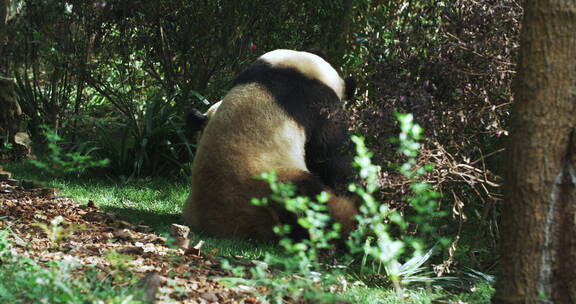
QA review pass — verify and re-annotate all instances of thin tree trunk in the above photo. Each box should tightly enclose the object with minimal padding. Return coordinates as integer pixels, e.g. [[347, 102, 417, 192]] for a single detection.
[[493, 1, 576, 303], [335, 0, 353, 62], [0, 0, 7, 25], [0, 0, 7, 35]]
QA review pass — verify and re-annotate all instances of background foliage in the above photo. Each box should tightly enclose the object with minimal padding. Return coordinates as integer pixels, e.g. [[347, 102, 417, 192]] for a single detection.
[[0, 0, 522, 275]]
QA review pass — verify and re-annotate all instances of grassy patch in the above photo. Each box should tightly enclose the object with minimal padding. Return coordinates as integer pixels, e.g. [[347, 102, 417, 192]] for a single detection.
[[343, 283, 494, 304], [4, 161, 185, 232], [2, 161, 278, 259], [455, 282, 495, 304]]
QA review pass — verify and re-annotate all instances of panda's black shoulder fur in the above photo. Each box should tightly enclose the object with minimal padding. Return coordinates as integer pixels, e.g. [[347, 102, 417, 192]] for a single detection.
[[233, 59, 354, 193], [233, 60, 341, 134]]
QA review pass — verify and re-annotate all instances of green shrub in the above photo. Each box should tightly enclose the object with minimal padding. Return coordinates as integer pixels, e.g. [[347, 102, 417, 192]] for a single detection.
[[0, 138, 13, 156], [347, 114, 448, 289], [82, 92, 194, 179], [29, 125, 109, 176]]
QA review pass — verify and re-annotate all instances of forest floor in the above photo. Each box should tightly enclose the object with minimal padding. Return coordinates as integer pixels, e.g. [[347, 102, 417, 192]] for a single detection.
[[0, 163, 495, 303], [0, 172, 261, 303]]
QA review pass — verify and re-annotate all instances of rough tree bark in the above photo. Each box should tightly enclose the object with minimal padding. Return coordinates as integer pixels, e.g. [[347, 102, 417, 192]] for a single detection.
[[0, 0, 7, 37], [0, 0, 7, 27], [0, 77, 21, 140], [493, 1, 576, 303]]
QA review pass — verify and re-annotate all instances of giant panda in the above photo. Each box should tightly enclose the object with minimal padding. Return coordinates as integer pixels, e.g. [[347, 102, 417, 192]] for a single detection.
[[183, 49, 358, 240]]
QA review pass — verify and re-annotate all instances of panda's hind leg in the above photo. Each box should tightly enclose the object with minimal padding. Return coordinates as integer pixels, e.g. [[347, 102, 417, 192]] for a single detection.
[[276, 169, 358, 237]]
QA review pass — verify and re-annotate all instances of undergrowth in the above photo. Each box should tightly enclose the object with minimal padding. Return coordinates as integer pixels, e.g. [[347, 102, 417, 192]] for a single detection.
[[29, 125, 110, 176], [0, 229, 144, 303]]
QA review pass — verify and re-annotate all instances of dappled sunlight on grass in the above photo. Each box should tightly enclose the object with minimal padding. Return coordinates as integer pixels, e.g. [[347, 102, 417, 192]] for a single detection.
[[2, 161, 279, 259]]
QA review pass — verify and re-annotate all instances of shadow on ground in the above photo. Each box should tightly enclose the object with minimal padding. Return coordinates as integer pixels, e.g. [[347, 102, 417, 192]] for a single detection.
[[104, 206, 182, 234]]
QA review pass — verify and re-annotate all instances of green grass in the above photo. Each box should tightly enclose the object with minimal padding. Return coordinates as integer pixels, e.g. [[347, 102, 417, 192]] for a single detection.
[[343, 282, 494, 304], [2, 161, 278, 259], [3, 161, 186, 232], [345, 286, 444, 304], [1, 161, 495, 303]]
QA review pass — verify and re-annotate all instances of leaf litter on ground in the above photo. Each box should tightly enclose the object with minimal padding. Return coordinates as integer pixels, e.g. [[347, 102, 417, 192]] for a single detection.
[[0, 173, 261, 304]]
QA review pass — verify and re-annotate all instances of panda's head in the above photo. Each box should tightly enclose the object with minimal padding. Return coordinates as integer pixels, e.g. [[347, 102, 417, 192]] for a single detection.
[[185, 100, 222, 133], [258, 49, 356, 101]]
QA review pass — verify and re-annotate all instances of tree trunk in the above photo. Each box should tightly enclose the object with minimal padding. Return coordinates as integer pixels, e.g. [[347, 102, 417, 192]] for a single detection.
[[335, 0, 353, 63], [493, 1, 576, 303], [0, 0, 7, 26], [0, 76, 21, 140]]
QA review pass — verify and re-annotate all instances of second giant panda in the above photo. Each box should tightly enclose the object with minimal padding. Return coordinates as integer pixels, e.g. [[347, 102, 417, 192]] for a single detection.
[[183, 49, 358, 240]]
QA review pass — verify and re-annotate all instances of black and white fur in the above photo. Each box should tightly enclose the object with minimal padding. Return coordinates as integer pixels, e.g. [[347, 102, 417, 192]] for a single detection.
[[183, 49, 357, 240]]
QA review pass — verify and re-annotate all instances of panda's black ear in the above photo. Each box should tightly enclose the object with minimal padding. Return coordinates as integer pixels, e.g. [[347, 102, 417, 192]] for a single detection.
[[344, 76, 357, 100], [186, 108, 208, 132]]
